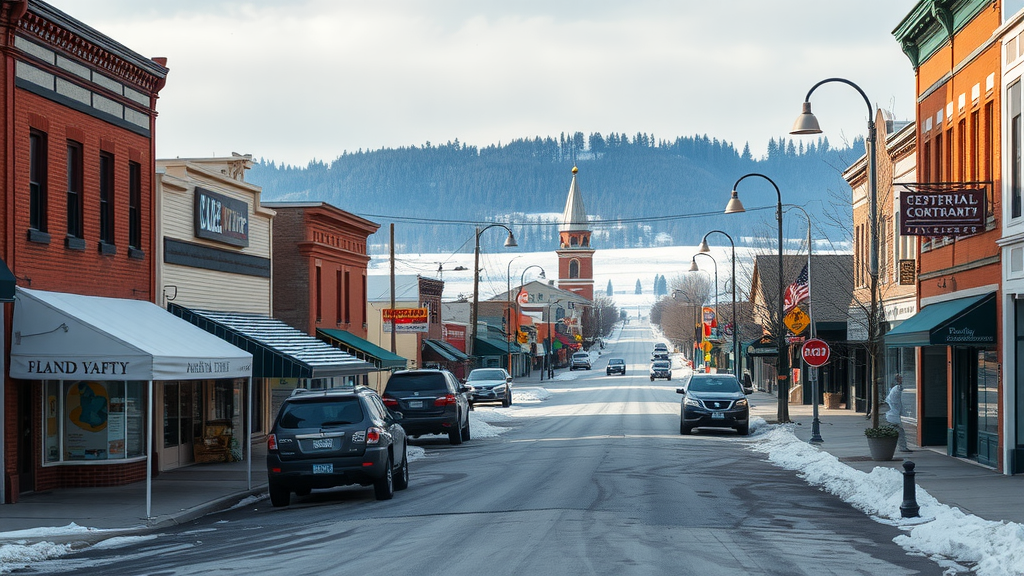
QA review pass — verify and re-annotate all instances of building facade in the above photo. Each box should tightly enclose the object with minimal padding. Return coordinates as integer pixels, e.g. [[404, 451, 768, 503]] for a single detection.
[[893, 0, 1003, 469]]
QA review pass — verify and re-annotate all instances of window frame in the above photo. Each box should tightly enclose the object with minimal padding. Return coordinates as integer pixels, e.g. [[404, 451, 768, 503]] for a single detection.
[[99, 151, 115, 245], [29, 130, 49, 234], [66, 140, 84, 239]]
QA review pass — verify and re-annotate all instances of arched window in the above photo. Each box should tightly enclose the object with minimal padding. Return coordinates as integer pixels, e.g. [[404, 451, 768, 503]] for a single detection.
[[570, 236, 579, 247], [582, 235, 589, 247], [569, 259, 580, 279]]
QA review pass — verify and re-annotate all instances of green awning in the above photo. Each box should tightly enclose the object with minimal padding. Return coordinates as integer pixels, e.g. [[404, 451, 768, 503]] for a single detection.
[[474, 335, 519, 357], [0, 258, 14, 302], [422, 339, 469, 362], [317, 328, 408, 370], [885, 293, 995, 347]]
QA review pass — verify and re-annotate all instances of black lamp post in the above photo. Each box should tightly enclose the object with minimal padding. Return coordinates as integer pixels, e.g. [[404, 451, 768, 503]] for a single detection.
[[725, 173, 789, 423], [791, 77, 880, 428], [697, 230, 738, 376], [469, 224, 517, 363]]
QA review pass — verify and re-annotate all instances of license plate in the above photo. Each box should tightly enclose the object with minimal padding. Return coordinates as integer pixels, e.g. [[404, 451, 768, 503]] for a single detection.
[[711, 412, 725, 420], [312, 438, 334, 449], [408, 400, 423, 408], [313, 463, 333, 474]]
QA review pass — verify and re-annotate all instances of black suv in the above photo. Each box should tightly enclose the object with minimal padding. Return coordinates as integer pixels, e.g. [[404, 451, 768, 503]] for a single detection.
[[383, 369, 471, 445], [266, 386, 408, 507]]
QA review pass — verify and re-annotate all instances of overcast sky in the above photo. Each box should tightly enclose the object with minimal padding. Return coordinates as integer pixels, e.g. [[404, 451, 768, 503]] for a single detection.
[[46, 1, 919, 167]]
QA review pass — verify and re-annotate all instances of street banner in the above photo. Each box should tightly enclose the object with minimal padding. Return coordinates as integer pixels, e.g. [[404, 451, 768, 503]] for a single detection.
[[382, 308, 428, 333]]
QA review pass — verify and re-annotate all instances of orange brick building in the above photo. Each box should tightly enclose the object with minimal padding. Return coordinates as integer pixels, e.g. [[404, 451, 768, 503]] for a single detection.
[[891, 0, 1003, 468]]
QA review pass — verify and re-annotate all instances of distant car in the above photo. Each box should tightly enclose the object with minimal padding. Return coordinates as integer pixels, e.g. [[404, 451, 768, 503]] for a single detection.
[[466, 368, 513, 407], [653, 343, 669, 353], [676, 374, 750, 435], [266, 386, 408, 507], [570, 352, 592, 370], [650, 360, 672, 381], [382, 369, 471, 445], [606, 358, 626, 375]]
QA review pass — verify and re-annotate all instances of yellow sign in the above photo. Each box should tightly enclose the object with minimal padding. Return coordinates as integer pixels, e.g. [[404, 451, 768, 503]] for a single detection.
[[700, 340, 712, 352], [575, 334, 582, 342], [518, 331, 528, 344], [784, 307, 810, 335]]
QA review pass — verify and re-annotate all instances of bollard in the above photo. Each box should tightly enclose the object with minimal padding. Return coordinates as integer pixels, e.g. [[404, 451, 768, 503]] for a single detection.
[[900, 460, 920, 518]]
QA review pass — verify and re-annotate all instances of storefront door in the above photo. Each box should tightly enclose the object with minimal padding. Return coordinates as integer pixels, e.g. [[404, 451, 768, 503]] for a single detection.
[[160, 382, 197, 470], [952, 347, 978, 459], [921, 346, 948, 446]]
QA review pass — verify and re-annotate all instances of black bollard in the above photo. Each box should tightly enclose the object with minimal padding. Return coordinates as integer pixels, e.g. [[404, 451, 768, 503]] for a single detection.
[[900, 460, 920, 518]]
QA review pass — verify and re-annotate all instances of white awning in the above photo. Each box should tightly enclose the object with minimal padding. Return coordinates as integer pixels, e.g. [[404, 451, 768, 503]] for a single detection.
[[10, 287, 252, 381]]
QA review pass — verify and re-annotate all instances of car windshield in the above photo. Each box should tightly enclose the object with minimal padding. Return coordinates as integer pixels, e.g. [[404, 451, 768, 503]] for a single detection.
[[468, 369, 505, 381], [574, 353, 588, 359], [609, 359, 624, 365], [687, 377, 742, 393], [277, 398, 363, 429], [385, 373, 447, 392], [652, 361, 670, 368]]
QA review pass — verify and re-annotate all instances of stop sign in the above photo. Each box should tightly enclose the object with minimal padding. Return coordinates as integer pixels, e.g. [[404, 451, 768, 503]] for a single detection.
[[801, 338, 831, 367]]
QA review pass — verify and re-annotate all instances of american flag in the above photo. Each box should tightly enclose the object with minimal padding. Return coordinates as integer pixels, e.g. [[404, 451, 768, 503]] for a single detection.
[[783, 263, 809, 312]]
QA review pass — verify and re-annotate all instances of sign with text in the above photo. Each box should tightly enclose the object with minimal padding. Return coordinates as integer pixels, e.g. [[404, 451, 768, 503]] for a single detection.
[[784, 306, 810, 335], [801, 338, 831, 367], [194, 187, 250, 247], [382, 308, 428, 333], [899, 260, 916, 285], [899, 186, 986, 236]]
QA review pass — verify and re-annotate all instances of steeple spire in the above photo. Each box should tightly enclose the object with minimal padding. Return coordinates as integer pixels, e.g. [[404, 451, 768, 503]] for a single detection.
[[560, 166, 588, 232]]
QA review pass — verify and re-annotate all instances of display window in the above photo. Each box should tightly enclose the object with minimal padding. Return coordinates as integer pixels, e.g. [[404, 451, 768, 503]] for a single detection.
[[44, 380, 148, 463]]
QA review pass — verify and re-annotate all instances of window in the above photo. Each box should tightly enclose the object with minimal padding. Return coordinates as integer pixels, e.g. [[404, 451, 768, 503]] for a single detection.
[[971, 110, 979, 182], [336, 269, 343, 325], [922, 140, 931, 182], [344, 271, 351, 324], [66, 141, 83, 238], [29, 130, 48, 232], [569, 259, 580, 279], [934, 132, 943, 182], [129, 161, 142, 249], [315, 265, 322, 322], [957, 119, 966, 181], [43, 380, 148, 463], [1013, 82, 1022, 219], [99, 152, 114, 244], [945, 128, 953, 182]]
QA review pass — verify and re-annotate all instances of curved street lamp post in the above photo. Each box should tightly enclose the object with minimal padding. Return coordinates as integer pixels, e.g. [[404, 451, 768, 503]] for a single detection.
[[725, 173, 789, 423], [698, 230, 738, 376], [469, 224, 517, 363], [791, 77, 880, 428]]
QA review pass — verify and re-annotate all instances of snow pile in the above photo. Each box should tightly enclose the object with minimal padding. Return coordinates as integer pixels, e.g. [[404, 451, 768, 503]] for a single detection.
[[749, 422, 1024, 576], [0, 541, 72, 574], [512, 387, 552, 402], [407, 445, 427, 461], [468, 416, 506, 439]]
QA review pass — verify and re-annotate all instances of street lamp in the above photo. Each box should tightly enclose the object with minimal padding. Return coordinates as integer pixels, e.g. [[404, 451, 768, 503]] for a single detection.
[[507, 262, 545, 378], [545, 299, 562, 380], [469, 224, 517, 362], [689, 253, 718, 372], [725, 173, 789, 423], [505, 256, 523, 376], [698, 230, 738, 377], [784, 204, 822, 443], [791, 77, 880, 428]]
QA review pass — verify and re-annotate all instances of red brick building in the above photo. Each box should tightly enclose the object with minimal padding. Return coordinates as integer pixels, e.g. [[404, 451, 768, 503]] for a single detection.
[[1, 1, 170, 501]]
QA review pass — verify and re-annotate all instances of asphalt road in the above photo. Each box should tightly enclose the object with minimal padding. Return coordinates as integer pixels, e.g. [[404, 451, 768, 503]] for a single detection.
[[33, 324, 943, 575]]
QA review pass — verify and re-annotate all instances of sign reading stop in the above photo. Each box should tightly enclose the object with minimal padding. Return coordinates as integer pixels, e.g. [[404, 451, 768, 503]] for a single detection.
[[801, 338, 831, 367]]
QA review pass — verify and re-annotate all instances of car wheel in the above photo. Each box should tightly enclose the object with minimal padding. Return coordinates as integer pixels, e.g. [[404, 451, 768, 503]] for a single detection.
[[374, 454, 395, 500], [736, 423, 750, 436], [461, 413, 471, 441], [508, 388, 513, 406], [650, 376, 654, 381], [502, 390, 511, 407], [394, 446, 409, 491], [668, 375, 672, 380], [448, 414, 464, 445], [680, 423, 692, 435], [269, 482, 290, 507]]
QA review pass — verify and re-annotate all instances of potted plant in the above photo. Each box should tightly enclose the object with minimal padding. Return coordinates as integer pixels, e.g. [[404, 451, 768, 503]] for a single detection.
[[865, 424, 899, 461]]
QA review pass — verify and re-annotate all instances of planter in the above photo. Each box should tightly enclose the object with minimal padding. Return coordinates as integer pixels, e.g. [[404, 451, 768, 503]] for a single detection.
[[867, 435, 898, 461], [823, 393, 842, 410]]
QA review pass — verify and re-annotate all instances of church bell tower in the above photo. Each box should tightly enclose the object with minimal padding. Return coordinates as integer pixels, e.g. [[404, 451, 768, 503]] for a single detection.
[[556, 166, 594, 301]]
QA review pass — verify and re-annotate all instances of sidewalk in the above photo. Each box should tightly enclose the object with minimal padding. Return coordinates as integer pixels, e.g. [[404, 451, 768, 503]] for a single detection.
[[746, 391, 1024, 525]]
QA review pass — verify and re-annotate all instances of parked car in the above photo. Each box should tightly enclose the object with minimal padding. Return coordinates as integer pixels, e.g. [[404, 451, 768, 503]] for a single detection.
[[653, 342, 669, 353], [571, 351, 592, 370], [606, 358, 626, 375], [650, 360, 672, 381], [382, 369, 471, 445], [676, 374, 750, 436], [266, 386, 409, 507], [466, 367, 513, 407]]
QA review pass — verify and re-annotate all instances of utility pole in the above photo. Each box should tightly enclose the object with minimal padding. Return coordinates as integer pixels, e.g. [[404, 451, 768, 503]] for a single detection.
[[390, 223, 396, 354]]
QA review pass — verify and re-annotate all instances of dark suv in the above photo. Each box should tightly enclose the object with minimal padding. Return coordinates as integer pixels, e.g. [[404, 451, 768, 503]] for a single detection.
[[266, 386, 408, 507], [383, 369, 471, 445]]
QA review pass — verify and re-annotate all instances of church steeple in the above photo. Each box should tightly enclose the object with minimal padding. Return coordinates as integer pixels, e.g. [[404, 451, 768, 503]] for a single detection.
[[556, 166, 594, 301]]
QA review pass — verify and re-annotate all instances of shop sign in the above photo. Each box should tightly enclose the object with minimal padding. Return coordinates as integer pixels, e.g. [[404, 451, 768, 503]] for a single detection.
[[899, 187, 986, 236], [383, 308, 428, 333], [899, 260, 916, 285], [194, 187, 250, 247]]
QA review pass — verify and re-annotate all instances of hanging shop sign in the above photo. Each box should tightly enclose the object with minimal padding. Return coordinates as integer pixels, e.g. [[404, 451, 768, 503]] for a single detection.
[[194, 187, 250, 247], [383, 308, 428, 333], [898, 185, 987, 236]]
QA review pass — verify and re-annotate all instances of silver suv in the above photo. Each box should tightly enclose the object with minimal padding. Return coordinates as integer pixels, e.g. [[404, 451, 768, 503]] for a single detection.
[[571, 352, 592, 370]]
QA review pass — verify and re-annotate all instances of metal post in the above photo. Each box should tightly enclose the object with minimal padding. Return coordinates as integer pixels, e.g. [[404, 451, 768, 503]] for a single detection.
[[900, 460, 920, 518], [470, 226, 481, 360], [146, 379, 153, 518], [787, 205, 822, 443]]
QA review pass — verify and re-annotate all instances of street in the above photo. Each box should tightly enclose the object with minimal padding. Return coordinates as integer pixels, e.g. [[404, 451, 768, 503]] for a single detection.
[[28, 324, 943, 576]]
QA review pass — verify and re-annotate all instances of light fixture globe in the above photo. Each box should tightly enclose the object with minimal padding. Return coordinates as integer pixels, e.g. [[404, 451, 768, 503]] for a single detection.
[[698, 239, 711, 253], [724, 191, 745, 214], [504, 231, 518, 247], [790, 101, 822, 135], [688, 258, 699, 272]]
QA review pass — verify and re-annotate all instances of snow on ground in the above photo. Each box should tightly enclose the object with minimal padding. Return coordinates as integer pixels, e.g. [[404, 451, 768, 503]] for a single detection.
[[747, 419, 1024, 576], [0, 542, 72, 573]]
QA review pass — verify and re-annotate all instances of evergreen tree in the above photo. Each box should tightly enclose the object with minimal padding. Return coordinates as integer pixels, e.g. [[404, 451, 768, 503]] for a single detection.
[[606, 279, 613, 296], [635, 279, 642, 295]]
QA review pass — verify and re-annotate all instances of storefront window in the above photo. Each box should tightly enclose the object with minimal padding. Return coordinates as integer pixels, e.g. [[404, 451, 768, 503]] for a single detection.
[[886, 347, 917, 421], [978, 350, 999, 436], [44, 380, 148, 463]]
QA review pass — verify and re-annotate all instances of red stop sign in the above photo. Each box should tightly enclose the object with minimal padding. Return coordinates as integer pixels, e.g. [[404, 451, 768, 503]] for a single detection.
[[801, 338, 831, 367]]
